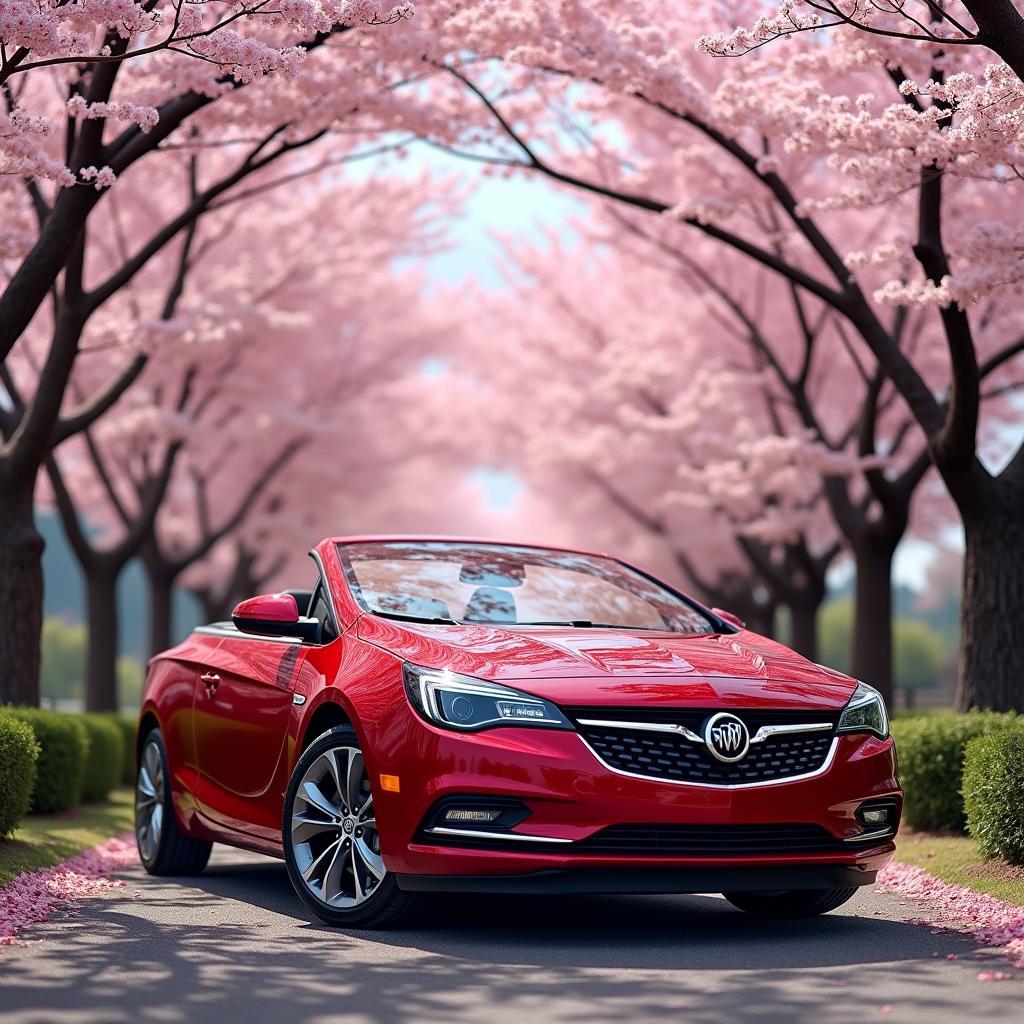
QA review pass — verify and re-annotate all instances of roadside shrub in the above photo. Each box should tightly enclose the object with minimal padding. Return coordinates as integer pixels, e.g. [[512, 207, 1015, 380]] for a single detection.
[[0, 713, 40, 836], [102, 713, 137, 784], [7, 708, 89, 813], [79, 714, 124, 803], [891, 710, 1018, 831], [964, 728, 1024, 865]]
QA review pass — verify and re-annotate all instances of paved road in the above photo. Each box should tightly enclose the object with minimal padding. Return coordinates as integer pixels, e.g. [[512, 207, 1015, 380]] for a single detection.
[[0, 845, 1018, 1023]]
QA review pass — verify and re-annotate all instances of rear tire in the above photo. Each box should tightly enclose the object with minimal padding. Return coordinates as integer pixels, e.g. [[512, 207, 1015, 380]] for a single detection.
[[136, 728, 212, 876], [283, 724, 422, 928], [723, 887, 858, 917]]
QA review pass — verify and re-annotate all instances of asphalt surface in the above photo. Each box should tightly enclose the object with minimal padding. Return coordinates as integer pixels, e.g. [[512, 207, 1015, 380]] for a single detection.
[[0, 844, 1019, 1024]]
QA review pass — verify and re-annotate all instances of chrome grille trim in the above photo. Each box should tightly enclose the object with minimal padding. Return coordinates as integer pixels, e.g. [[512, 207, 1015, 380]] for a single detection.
[[425, 827, 573, 844], [577, 719, 703, 743], [750, 722, 833, 743]]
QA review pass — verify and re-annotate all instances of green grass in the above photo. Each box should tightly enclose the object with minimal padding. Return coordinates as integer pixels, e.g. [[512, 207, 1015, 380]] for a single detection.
[[0, 788, 134, 886], [896, 829, 1024, 906]]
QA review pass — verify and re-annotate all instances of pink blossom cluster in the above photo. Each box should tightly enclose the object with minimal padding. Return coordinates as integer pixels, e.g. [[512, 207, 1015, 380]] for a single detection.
[[189, 30, 307, 84], [695, 2, 823, 57], [878, 860, 1024, 970], [78, 163, 116, 188], [694, 1, 970, 58], [0, 0, 157, 58], [66, 95, 159, 132], [0, 833, 137, 947], [0, 104, 76, 185]]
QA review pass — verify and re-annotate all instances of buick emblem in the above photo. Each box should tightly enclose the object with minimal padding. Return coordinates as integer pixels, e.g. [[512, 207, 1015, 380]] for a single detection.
[[704, 712, 750, 763]]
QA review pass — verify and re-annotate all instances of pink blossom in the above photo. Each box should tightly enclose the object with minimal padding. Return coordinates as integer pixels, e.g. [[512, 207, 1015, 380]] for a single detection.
[[66, 96, 159, 132], [879, 860, 1024, 970], [78, 164, 117, 189], [0, 833, 137, 947]]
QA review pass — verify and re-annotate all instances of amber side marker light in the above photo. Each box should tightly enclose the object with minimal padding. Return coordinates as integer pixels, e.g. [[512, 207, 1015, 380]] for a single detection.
[[380, 774, 401, 793]]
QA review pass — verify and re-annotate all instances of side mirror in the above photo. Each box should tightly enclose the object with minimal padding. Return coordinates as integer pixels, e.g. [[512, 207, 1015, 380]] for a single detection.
[[232, 593, 321, 643], [711, 607, 746, 629]]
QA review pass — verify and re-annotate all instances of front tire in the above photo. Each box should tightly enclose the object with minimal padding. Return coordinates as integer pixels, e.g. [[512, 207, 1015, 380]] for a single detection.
[[723, 887, 858, 917], [136, 728, 212, 876], [283, 725, 420, 928]]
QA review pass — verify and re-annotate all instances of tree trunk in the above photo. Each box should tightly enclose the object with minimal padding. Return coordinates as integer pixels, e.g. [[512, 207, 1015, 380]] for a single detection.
[[196, 588, 225, 626], [851, 531, 897, 707], [146, 564, 176, 659], [904, 687, 915, 711], [955, 499, 1024, 712], [85, 570, 119, 712], [747, 599, 777, 639], [788, 596, 819, 662], [0, 483, 44, 706]]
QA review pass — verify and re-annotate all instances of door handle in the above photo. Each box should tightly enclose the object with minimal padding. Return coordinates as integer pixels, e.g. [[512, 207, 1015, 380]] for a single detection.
[[200, 672, 220, 692]]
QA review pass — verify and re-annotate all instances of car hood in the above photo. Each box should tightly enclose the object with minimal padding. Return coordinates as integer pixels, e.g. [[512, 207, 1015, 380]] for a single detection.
[[356, 617, 857, 711]]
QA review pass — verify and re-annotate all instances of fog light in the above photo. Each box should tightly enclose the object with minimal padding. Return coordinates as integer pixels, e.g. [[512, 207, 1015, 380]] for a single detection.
[[443, 808, 502, 824], [421, 796, 531, 837], [862, 808, 890, 825]]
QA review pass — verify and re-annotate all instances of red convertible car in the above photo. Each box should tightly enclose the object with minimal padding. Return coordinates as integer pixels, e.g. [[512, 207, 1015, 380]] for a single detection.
[[135, 536, 900, 927]]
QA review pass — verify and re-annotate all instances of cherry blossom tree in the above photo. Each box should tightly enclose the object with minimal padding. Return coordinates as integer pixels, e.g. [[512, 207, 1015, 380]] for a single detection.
[[406, 0, 1024, 709], [136, 267, 460, 662], [462, 232, 915, 668], [0, 3, 429, 704], [34, 159, 457, 709], [177, 389, 513, 631], [584, 207, 966, 698]]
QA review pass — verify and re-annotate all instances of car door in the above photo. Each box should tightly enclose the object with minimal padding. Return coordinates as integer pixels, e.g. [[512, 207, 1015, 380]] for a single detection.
[[192, 634, 302, 832], [192, 583, 335, 842]]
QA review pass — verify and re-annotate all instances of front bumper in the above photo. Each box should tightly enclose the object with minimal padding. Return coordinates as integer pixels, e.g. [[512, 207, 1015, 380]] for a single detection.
[[365, 698, 901, 888]]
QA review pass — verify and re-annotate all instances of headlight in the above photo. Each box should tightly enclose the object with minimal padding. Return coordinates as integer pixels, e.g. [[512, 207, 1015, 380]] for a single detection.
[[403, 663, 572, 732], [837, 681, 889, 739]]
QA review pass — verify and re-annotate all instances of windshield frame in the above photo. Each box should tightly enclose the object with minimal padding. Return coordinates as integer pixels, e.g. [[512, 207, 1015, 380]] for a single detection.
[[336, 540, 731, 635]]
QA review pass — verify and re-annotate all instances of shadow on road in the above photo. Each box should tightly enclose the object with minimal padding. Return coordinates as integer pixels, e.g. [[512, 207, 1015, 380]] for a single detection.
[[194, 856, 956, 970], [2, 852, 1015, 1024]]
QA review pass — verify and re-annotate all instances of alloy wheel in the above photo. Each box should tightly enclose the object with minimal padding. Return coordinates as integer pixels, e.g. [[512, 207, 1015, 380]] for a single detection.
[[289, 745, 385, 907], [136, 739, 164, 862]]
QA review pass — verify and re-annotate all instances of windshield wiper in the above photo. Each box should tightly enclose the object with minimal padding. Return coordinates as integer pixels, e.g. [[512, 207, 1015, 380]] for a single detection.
[[514, 620, 661, 630], [372, 611, 461, 625]]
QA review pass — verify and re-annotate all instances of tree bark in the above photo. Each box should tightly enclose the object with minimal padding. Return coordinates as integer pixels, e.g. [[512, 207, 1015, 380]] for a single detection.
[[955, 494, 1024, 712], [962, 1, 1024, 85], [0, 482, 44, 705], [788, 596, 820, 663], [84, 569, 118, 711], [745, 599, 777, 639], [851, 530, 897, 707], [145, 559, 176, 660]]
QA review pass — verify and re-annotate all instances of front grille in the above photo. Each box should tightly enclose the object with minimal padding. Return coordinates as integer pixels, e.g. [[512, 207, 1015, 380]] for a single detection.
[[568, 707, 837, 786], [575, 823, 845, 856]]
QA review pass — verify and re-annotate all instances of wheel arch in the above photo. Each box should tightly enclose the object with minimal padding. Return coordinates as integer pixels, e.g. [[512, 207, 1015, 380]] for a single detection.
[[136, 708, 161, 771], [298, 698, 355, 753]]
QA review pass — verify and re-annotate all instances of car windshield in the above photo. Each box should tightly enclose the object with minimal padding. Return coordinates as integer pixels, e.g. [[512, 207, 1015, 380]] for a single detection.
[[337, 541, 717, 635]]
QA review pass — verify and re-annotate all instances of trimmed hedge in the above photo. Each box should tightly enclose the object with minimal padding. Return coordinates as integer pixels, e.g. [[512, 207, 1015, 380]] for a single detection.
[[892, 710, 1018, 831], [0, 713, 40, 837], [79, 714, 125, 803], [964, 727, 1024, 865], [102, 713, 137, 784], [6, 708, 89, 813]]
